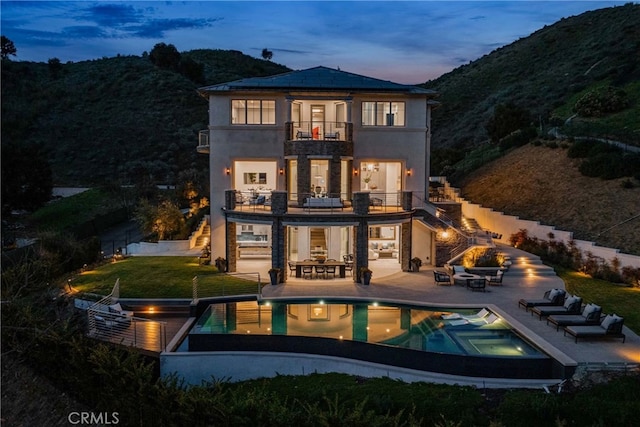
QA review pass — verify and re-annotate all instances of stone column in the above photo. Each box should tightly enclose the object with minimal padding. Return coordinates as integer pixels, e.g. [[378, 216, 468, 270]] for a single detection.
[[401, 221, 412, 272], [352, 191, 370, 215], [226, 221, 237, 272], [354, 220, 369, 283], [224, 189, 237, 210], [401, 191, 413, 211], [270, 191, 287, 283]]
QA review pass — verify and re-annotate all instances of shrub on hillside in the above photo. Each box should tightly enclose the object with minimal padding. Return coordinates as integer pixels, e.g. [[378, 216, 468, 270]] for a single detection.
[[574, 86, 630, 117]]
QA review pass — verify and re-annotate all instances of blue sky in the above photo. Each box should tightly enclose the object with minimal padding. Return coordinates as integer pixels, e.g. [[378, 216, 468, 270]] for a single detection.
[[0, 1, 628, 83]]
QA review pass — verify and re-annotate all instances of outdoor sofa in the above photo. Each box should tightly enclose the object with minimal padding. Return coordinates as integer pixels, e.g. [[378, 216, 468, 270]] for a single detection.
[[563, 314, 626, 343]]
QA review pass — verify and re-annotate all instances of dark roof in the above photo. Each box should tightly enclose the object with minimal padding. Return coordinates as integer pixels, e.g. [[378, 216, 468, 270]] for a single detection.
[[199, 66, 436, 95]]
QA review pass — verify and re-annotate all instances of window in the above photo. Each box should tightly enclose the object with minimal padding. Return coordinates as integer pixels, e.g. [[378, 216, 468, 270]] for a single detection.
[[288, 159, 298, 201], [243, 172, 267, 185], [292, 103, 301, 127], [232, 100, 276, 124], [362, 101, 405, 126]]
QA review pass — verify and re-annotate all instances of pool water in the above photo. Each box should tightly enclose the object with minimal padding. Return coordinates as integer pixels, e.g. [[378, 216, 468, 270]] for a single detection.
[[190, 299, 543, 358]]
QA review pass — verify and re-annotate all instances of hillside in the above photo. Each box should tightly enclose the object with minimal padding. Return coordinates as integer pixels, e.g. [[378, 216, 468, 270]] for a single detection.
[[426, 3, 640, 149], [0, 50, 289, 186], [457, 143, 640, 256]]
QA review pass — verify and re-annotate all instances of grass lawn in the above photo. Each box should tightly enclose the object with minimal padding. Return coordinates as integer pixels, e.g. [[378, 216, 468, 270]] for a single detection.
[[71, 256, 263, 298], [555, 266, 640, 333]]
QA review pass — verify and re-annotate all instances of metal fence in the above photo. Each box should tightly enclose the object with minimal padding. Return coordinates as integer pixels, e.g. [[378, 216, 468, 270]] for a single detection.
[[86, 279, 168, 353]]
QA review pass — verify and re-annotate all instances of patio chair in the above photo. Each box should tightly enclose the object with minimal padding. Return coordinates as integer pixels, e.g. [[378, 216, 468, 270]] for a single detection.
[[433, 271, 452, 286], [301, 265, 314, 280], [466, 278, 486, 292], [314, 264, 326, 279], [530, 295, 582, 320], [324, 264, 337, 279], [485, 270, 504, 286], [518, 289, 566, 311], [288, 261, 297, 277], [546, 303, 603, 331], [563, 314, 626, 343], [344, 261, 354, 276]]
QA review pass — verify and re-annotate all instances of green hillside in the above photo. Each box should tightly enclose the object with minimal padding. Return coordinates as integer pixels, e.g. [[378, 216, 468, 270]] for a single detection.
[[426, 3, 640, 149], [1, 50, 289, 186]]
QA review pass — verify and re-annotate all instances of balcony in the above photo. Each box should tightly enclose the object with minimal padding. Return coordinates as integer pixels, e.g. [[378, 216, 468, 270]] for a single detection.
[[197, 130, 209, 154], [286, 122, 352, 142]]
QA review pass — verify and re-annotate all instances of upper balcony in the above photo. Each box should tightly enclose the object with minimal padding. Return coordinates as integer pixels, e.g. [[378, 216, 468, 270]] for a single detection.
[[286, 121, 352, 142], [197, 130, 210, 154]]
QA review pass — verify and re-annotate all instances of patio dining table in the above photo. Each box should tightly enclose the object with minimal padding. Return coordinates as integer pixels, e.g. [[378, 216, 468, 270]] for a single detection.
[[294, 260, 346, 278]]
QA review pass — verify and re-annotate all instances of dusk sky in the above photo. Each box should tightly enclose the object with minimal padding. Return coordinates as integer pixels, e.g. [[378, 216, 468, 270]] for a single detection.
[[1, 1, 628, 84]]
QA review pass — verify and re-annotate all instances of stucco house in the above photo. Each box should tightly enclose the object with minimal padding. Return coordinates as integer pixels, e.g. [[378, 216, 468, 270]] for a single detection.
[[197, 66, 465, 281]]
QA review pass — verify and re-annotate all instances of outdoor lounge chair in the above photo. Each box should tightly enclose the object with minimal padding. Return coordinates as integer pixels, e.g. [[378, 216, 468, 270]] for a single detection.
[[448, 313, 500, 327], [518, 289, 566, 311], [485, 270, 504, 286], [563, 314, 626, 343], [442, 308, 490, 321], [531, 295, 582, 320], [546, 303, 603, 331], [108, 302, 134, 316], [434, 271, 452, 286]]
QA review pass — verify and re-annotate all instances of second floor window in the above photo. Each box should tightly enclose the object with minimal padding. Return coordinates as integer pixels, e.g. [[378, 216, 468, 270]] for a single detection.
[[232, 100, 276, 124], [362, 101, 405, 126]]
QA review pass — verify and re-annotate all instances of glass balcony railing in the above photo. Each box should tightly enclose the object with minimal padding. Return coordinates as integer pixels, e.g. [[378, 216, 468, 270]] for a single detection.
[[287, 122, 352, 142]]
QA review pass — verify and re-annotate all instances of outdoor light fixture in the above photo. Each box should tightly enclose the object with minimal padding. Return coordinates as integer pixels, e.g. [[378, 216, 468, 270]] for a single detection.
[[406, 169, 413, 176], [353, 168, 359, 176], [225, 167, 231, 175], [279, 168, 284, 175], [441, 230, 450, 239]]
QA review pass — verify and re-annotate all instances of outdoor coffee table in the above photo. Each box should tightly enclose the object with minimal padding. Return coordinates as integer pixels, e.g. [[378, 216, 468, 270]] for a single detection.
[[452, 273, 481, 286]]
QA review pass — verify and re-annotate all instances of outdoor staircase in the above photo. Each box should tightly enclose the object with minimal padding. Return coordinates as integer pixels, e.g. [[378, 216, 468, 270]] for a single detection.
[[196, 224, 210, 247]]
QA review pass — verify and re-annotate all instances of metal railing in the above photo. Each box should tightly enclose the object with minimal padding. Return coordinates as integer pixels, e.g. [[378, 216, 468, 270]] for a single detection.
[[87, 280, 167, 352], [291, 121, 347, 141], [233, 190, 273, 212]]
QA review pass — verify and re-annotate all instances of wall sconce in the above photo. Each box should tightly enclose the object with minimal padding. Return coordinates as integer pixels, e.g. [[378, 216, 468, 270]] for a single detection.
[[353, 168, 359, 176], [279, 168, 284, 175], [225, 167, 231, 175], [406, 169, 413, 176]]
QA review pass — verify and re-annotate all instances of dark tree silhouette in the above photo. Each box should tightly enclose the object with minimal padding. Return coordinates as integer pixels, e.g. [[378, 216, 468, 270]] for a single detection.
[[48, 57, 63, 79], [261, 48, 273, 60], [1, 143, 53, 214], [149, 43, 181, 70], [1, 35, 17, 59]]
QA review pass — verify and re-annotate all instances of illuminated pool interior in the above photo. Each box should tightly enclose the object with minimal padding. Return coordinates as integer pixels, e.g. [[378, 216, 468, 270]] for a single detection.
[[189, 299, 544, 358]]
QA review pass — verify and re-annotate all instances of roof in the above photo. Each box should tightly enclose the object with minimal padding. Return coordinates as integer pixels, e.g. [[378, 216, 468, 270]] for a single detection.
[[198, 66, 437, 96]]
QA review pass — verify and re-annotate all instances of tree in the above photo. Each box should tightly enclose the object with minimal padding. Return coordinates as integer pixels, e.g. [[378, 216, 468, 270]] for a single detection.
[[485, 102, 531, 143], [1, 143, 53, 214], [134, 199, 186, 241], [179, 57, 205, 83], [149, 43, 181, 71], [261, 48, 273, 60], [1, 35, 17, 59], [48, 57, 63, 79]]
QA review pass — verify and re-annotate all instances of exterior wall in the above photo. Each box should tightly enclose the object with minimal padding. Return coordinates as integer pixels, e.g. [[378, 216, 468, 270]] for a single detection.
[[206, 88, 433, 262], [440, 180, 640, 269], [411, 219, 434, 266]]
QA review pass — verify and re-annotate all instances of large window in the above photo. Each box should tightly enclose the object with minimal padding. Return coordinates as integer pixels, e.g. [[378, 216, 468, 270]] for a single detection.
[[362, 102, 405, 126], [232, 100, 276, 124]]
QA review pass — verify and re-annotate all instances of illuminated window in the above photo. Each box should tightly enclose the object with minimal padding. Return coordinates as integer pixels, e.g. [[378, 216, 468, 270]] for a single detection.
[[362, 101, 405, 126], [232, 100, 276, 124]]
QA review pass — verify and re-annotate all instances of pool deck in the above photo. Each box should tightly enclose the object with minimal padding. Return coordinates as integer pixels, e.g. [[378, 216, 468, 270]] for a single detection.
[[258, 244, 640, 372]]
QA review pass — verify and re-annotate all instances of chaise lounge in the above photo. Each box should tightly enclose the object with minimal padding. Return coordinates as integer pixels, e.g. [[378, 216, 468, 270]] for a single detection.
[[546, 303, 603, 331], [563, 314, 626, 343], [530, 295, 582, 320], [518, 289, 566, 311]]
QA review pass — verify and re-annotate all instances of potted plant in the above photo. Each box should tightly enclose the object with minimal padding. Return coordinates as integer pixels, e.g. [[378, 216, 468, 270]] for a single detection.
[[268, 268, 282, 285], [359, 267, 372, 285], [410, 257, 422, 272], [214, 256, 226, 271]]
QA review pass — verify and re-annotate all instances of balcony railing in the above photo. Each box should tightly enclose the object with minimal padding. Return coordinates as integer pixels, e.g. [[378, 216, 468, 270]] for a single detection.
[[287, 121, 352, 142], [197, 130, 210, 153]]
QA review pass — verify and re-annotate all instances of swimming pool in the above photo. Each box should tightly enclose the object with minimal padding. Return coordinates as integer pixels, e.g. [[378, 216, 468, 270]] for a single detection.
[[184, 297, 563, 379]]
